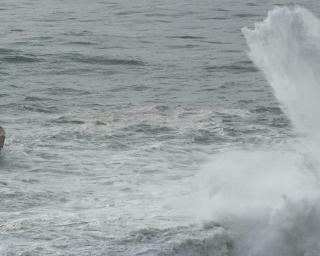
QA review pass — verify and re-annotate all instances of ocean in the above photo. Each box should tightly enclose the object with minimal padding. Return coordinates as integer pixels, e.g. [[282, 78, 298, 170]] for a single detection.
[[1, 0, 320, 255]]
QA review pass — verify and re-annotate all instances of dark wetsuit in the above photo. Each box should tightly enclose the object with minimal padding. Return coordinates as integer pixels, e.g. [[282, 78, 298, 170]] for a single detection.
[[0, 127, 5, 149]]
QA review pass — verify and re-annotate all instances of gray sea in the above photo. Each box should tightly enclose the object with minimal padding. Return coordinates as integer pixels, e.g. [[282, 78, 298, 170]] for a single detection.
[[1, 1, 319, 255]]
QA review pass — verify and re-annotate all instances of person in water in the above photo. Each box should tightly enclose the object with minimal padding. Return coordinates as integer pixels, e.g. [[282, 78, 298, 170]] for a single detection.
[[0, 127, 5, 150]]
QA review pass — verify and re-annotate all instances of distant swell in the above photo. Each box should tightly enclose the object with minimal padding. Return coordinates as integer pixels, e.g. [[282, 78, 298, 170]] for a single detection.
[[62, 53, 145, 66], [205, 61, 258, 73], [2, 55, 41, 63]]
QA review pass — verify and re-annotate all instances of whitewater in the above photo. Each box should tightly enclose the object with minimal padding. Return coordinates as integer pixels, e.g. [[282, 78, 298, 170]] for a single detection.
[[186, 6, 320, 256]]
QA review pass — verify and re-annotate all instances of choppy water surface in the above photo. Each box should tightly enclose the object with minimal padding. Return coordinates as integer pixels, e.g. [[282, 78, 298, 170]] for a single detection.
[[1, 0, 319, 255]]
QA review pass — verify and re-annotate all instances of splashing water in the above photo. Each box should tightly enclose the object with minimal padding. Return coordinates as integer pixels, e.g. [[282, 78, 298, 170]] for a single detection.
[[190, 6, 320, 256], [243, 6, 320, 139]]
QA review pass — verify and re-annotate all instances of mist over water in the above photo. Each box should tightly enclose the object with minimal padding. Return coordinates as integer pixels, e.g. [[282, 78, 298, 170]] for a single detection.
[[191, 6, 320, 256]]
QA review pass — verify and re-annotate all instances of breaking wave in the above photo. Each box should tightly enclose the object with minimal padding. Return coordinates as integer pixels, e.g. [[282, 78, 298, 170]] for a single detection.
[[189, 6, 320, 256]]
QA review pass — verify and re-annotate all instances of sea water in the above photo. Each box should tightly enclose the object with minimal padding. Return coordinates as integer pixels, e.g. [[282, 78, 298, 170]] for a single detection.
[[1, 1, 320, 255]]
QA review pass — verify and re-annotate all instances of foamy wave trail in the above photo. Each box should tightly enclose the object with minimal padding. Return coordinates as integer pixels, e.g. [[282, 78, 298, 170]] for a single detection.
[[187, 6, 320, 256], [193, 147, 320, 256], [242, 6, 320, 139]]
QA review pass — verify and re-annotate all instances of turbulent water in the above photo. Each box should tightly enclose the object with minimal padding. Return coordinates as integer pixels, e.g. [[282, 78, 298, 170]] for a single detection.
[[1, 1, 320, 255]]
